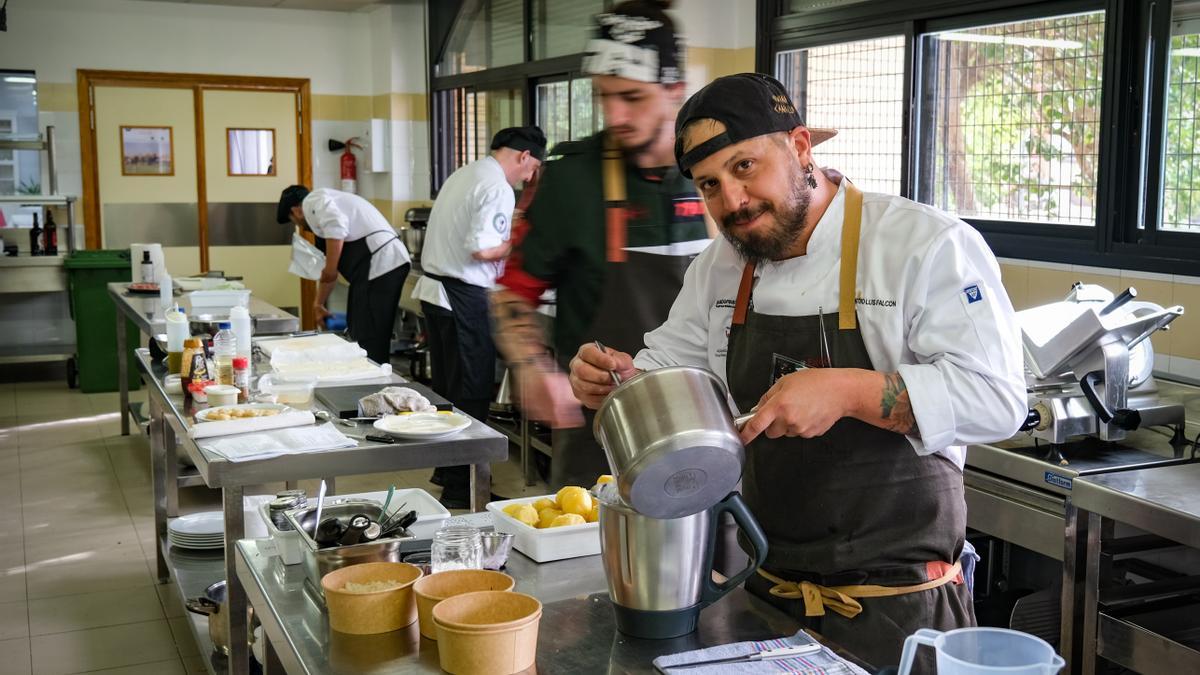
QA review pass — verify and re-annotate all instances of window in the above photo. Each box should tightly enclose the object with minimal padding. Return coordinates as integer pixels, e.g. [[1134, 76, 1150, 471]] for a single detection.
[[776, 36, 906, 195], [536, 76, 603, 151], [533, 0, 605, 60], [0, 70, 40, 196], [1161, 13, 1200, 232], [436, 0, 525, 76], [917, 12, 1106, 226], [447, 87, 524, 172], [227, 128, 275, 176]]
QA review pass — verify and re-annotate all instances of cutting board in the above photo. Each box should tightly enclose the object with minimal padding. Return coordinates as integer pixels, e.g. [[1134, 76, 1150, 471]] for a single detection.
[[315, 382, 452, 419]]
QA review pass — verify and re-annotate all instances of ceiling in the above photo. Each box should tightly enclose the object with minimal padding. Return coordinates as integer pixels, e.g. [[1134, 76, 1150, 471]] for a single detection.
[[130, 0, 391, 12]]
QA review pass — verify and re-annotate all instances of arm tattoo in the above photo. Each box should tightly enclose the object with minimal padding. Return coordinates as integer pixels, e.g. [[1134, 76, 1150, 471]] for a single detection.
[[880, 372, 919, 436]]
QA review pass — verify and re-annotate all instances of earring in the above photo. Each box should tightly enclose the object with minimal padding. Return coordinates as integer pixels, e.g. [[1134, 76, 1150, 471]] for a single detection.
[[804, 163, 818, 189]]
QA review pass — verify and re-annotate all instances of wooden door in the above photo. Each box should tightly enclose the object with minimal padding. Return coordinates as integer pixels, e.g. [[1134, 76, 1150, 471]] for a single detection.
[[202, 88, 300, 311], [92, 85, 201, 275]]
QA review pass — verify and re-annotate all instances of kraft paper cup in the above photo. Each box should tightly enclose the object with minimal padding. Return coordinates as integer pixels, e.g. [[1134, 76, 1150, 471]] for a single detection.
[[322, 562, 422, 635], [432, 591, 541, 675], [414, 569, 515, 640]]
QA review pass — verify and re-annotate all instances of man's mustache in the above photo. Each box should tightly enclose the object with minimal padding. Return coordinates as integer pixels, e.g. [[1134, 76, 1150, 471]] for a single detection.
[[723, 202, 772, 230]]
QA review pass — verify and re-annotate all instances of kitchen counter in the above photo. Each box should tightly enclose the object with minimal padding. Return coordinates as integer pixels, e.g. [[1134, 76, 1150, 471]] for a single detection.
[[234, 539, 862, 674], [138, 342, 508, 675]]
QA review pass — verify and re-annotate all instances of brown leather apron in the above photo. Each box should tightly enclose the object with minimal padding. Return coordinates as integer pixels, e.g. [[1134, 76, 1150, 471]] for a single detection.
[[726, 182, 974, 671]]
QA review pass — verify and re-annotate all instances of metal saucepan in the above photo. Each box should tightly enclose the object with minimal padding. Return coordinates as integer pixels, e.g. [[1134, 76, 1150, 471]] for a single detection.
[[593, 366, 752, 519], [185, 580, 255, 655]]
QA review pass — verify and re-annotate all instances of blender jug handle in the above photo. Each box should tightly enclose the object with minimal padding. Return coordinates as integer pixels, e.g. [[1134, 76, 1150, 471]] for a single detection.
[[896, 628, 942, 675], [699, 492, 769, 606]]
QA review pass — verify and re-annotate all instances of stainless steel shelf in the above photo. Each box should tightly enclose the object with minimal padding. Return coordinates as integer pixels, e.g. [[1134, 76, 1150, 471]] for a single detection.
[[1098, 608, 1200, 672], [0, 343, 74, 365], [158, 536, 229, 675]]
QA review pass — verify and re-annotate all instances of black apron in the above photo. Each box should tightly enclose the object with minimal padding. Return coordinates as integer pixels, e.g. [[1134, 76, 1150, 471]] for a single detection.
[[316, 229, 408, 365], [727, 182, 973, 671], [549, 138, 698, 489], [421, 272, 494, 422]]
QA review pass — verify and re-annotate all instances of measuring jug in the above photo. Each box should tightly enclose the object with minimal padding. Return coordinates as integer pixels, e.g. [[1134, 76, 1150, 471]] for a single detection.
[[898, 627, 1065, 675]]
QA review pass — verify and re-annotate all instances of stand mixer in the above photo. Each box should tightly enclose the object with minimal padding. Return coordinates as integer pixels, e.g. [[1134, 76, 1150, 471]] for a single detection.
[[1017, 283, 1186, 444]]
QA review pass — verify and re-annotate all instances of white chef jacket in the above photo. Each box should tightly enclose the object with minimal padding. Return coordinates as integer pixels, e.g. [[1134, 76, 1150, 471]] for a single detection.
[[413, 156, 515, 310], [301, 188, 410, 280], [633, 180, 1027, 468]]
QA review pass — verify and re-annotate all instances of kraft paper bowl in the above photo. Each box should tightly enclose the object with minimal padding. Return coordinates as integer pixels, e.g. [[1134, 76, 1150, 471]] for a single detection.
[[413, 569, 515, 640], [321, 562, 422, 635], [432, 590, 542, 675]]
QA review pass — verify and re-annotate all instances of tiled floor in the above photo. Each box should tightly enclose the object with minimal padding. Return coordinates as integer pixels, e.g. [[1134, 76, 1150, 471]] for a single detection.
[[0, 378, 548, 674]]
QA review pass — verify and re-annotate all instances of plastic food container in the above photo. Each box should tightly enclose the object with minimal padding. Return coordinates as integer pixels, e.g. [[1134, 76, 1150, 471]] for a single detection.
[[433, 591, 542, 675], [259, 374, 317, 407], [257, 500, 303, 565], [321, 562, 423, 635], [203, 385, 240, 407], [188, 289, 251, 310], [486, 496, 600, 563], [413, 570, 515, 640]]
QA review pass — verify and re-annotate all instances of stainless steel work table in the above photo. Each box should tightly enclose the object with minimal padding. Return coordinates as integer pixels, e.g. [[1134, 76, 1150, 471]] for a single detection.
[[137, 348, 508, 675], [1073, 463, 1200, 673], [234, 539, 856, 675], [108, 281, 301, 436]]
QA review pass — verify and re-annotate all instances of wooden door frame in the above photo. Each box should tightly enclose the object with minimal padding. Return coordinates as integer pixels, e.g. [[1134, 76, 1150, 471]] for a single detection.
[[77, 69, 315, 323]]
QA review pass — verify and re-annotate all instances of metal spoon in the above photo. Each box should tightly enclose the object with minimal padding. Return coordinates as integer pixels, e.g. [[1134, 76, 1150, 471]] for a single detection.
[[313, 410, 355, 427], [312, 479, 327, 539], [593, 340, 623, 388]]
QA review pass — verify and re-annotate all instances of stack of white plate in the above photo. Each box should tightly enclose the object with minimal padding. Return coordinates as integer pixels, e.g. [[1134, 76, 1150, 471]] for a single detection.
[[168, 511, 225, 550]]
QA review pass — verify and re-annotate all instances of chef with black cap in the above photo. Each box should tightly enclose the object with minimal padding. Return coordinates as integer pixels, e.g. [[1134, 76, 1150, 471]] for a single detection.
[[413, 125, 546, 508], [567, 73, 1026, 670], [277, 185, 410, 364]]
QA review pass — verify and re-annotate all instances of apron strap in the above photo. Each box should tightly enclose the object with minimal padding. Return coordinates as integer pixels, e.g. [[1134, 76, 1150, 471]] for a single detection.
[[602, 133, 628, 263], [732, 262, 756, 326], [756, 560, 963, 619], [730, 181, 865, 330], [838, 182, 864, 330]]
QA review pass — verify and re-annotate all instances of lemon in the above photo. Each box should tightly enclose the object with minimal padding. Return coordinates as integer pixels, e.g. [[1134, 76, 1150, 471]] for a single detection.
[[549, 513, 587, 528], [585, 502, 600, 523], [556, 486, 593, 516], [506, 503, 539, 528], [533, 497, 557, 512], [537, 507, 563, 529], [596, 474, 615, 485]]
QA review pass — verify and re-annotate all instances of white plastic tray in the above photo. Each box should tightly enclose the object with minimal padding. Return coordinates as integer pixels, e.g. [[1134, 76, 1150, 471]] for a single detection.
[[188, 289, 251, 310], [486, 496, 600, 563]]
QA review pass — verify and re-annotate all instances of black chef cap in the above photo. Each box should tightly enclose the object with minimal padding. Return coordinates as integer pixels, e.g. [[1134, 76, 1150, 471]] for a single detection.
[[582, 0, 684, 85], [490, 126, 548, 162], [276, 184, 310, 224], [674, 73, 837, 178]]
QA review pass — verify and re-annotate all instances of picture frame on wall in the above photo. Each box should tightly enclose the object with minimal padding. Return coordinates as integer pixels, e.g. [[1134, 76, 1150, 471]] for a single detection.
[[120, 125, 174, 176]]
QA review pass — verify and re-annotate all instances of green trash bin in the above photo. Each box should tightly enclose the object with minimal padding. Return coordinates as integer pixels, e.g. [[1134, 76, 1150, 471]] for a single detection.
[[64, 250, 141, 393]]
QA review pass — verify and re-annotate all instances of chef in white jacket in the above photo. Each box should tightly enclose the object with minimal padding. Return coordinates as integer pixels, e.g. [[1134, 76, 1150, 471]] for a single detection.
[[567, 73, 1026, 671], [277, 185, 410, 364]]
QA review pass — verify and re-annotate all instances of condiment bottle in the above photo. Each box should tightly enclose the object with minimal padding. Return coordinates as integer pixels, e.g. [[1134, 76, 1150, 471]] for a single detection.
[[180, 337, 206, 401], [232, 356, 250, 402], [165, 306, 188, 374]]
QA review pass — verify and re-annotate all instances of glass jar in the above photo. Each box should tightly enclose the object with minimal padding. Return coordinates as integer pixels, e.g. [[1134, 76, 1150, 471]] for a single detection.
[[430, 525, 482, 573]]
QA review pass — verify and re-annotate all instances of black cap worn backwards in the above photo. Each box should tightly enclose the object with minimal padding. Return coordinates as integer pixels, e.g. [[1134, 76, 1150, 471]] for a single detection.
[[490, 126, 548, 162], [276, 184, 310, 224], [674, 73, 838, 178], [582, 1, 684, 85]]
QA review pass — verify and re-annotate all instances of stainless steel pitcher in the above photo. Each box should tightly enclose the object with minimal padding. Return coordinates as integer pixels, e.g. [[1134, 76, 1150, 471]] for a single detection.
[[598, 491, 768, 639], [593, 366, 748, 519]]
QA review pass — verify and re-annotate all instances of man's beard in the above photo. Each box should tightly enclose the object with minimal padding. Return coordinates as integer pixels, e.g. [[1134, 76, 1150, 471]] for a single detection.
[[720, 172, 811, 263], [610, 116, 664, 160]]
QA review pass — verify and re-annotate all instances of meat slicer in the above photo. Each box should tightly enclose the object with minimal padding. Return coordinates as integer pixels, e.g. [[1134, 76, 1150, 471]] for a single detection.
[[1017, 283, 1185, 444]]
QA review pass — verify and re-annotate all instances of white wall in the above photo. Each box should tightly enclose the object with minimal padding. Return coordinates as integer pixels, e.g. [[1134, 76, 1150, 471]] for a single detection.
[[3, 0, 373, 95]]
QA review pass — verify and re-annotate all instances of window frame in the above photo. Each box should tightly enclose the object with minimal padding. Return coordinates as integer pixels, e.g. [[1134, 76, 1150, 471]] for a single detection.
[[429, 0, 619, 194], [763, 0, 1200, 275]]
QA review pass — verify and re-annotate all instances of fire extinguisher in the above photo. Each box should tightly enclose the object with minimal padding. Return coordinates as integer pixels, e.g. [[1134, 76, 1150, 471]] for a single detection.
[[329, 138, 362, 193]]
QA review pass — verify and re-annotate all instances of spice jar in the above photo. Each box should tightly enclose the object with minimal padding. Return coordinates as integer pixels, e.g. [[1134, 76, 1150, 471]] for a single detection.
[[232, 356, 250, 402], [430, 525, 482, 573]]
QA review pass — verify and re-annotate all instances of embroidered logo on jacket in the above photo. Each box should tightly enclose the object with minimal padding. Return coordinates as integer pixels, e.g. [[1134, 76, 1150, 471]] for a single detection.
[[964, 285, 983, 304]]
